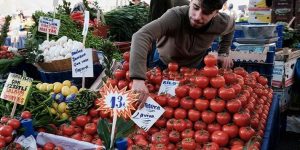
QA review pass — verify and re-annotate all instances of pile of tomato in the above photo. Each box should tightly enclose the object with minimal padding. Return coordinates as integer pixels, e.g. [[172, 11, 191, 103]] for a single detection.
[[0, 46, 14, 59], [106, 52, 273, 150]]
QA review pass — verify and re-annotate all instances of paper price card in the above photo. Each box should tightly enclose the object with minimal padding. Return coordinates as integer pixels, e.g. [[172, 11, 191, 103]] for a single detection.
[[131, 97, 165, 131], [158, 80, 179, 96], [0, 73, 33, 105], [38, 17, 60, 35], [71, 48, 94, 77]]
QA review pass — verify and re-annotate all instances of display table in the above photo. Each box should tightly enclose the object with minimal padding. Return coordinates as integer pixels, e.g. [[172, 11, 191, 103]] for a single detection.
[[261, 95, 280, 150]]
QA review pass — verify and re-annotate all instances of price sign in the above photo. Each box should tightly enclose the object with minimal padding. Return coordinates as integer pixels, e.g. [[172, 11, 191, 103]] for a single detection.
[[97, 84, 138, 118], [71, 48, 94, 78], [158, 80, 179, 96], [38, 17, 60, 35]]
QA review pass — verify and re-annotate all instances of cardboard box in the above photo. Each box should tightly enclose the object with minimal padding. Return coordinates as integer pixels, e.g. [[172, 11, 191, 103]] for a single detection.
[[248, 9, 272, 23], [273, 86, 292, 112], [249, 0, 268, 8], [275, 48, 300, 61], [272, 58, 298, 87]]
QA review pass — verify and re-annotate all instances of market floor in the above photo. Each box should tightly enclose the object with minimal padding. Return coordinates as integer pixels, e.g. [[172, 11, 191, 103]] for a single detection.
[[276, 131, 300, 150]]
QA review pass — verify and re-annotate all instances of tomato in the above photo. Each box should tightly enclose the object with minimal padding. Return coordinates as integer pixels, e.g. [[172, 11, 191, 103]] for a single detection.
[[82, 134, 93, 142], [232, 83, 242, 95], [181, 129, 195, 139], [180, 97, 194, 110], [168, 62, 179, 71], [203, 66, 218, 77], [218, 86, 236, 100], [204, 54, 217, 67], [151, 144, 167, 150], [233, 112, 250, 127], [43, 142, 55, 150], [234, 67, 247, 77], [175, 86, 189, 98], [223, 72, 237, 84], [207, 123, 221, 134], [239, 127, 255, 141], [203, 142, 219, 150], [117, 80, 129, 89], [4, 135, 12, 143], [188, 109, 201, 122], [123, 51, 130, 61], [229, 138, 244, 146], [163, 106, 174, 119], [209, 99, 226, 113], [195, 98, 209, 111], [21, 111, 32, 119], [210, 76, 225, 88], [169, 130, 181, 143], [201, 110, 216, 124], [222, 124, 239, 138], [167, 96, 180, 108], [155, 95, 168, 106], [71, 133, 82, 141], [62, 124, 75, 136], [174, 108, 187, 119], [7, 119, 20, 129], [151, 74, 163, 84], [237, 94, 248, 107], [257, 76, 268, 86], [151, 132, 169, 144], [183, 119, 193, 129], [211, 131, 229, 146], [0, 139, 5, 148], [166, 119, 176, 131], [203, 87, 217, 99], [216, 112, 231, 125], [114, 69, 126, 80], [189, 87, 202, 99], [75, 115, 88, 127], [146, 84, 155, 93], [226, 99, 242, 113], [194, 121, 207, 130], [173, 119, 187, 132], [250, 117, 260, 129], [182, 138, 196, 150], [84, 123, 97, 135], [194, 130, 210, 144], [154, 117, 167, 128], [195, 76, 210, 88], [231, 145, 244, 150], [0, 125, 13, 137], [122, 61, 129, 71], [167, 143, 176, 150], [88, 108, 99, 117], [0, 116, 9, 124]]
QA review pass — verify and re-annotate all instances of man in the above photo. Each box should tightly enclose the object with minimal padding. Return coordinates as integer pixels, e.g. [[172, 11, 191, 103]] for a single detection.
[[130, 0, 235, 108]]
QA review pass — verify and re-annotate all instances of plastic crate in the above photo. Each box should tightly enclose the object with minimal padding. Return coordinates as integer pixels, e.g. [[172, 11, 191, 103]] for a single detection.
[[234, 61, 274, 85], [38, 64, 103, 88]]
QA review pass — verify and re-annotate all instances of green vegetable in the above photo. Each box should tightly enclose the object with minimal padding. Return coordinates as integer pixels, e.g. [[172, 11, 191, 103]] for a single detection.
[[0, 16, 11, 46], [68, 90, 97, 117]]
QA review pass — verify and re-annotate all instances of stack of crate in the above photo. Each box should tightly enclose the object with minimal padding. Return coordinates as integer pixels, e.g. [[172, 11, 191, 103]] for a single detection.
[[248, 0, 272, 23]]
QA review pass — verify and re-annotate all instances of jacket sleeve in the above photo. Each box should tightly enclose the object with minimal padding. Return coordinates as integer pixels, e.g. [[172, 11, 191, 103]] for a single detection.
[[218, 16, 235, 55], [129, 9, 181, 80]]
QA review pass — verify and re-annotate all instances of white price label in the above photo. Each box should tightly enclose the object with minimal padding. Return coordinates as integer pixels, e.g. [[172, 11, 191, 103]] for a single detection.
[[158, 80, 179, 96]]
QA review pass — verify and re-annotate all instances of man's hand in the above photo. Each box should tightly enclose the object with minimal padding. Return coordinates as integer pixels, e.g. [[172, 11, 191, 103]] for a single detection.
[[132, 79, 149, 109], [218, 56, 234, 69]]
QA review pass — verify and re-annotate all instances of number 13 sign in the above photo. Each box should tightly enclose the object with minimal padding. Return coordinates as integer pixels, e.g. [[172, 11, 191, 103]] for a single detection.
[[97, 84, 138, 118]]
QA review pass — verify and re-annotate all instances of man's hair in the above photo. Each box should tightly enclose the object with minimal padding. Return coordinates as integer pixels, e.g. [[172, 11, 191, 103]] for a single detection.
[[200, 0, 227, 14]]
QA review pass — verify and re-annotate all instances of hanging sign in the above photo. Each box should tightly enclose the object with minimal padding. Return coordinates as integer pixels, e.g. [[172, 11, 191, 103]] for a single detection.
[[38, 17, 60, 35]]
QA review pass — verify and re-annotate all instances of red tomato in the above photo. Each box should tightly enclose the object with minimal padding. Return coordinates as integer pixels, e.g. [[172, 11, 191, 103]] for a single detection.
[[210, 76, 225, 88], [21, 111, 32, 119], [168, 62, 179, 71], [169, 130, 181, 143], [203, 66, 218, 77], [84, 123, 97, 135], [0, 117, 9, 124], [88, 108, 99, 117], [82, 134, 93, 143], [175, 86, 189, 98], [239, 127, 255, 141], [194, 121, 207, 130], [123, 51, 130, 61], [4, 135, 12, 143], [62, 124, 75, 136], [167, 144, 176, 150], [226, 99, 242, 113], [122, 61, 129, 71], [173, 119, 187, 132], [180, 97, 194, 110], [194, 98, 209, 111], [182, 138, 196, 150], [43, 142, 55, 150], [204, 54, 217, 67], [155, 94, 168, 106], [222, 124, 239, 138], [151, 132, 169, 144], [7, 119, 20, 129], [209, 99, 226, 113], [250, 118, 259, 129], [114, 69, 126, 80], [0, 125, 13, 137], [257, 76, 268, 86], [71, 133, 82, 141], [232, 83, 242, 95], [223, 72, 237, 85], [216, 112, 231, 125], [233, 112, 250, 127], [195, 76, 210, 88], [117, 80, 129, 89], [211, 131, 229, 147], [174, 108, 187, 119], [207, 123, 221, 134], [166, 119, 176, 131], [194, 129, 210, 144], [184, 119, 193, 129], [106, 78, 118, 87], [188, 109, 201, 122], [201, 110, 216, 124], [181, 129, 195, 139], [203, 142, 219, 150], [229, 138, 245, 146], [75, 115, 88, 127], [154, 117, 167, 128], [189, 87, 202, 99], [218, 86, 236, 100], [234, 67, 247, 77], [203, 87, 217, 99], [163, 106, 174, 119], [167, 96, 180, 108], [0, 139, 5, 148]]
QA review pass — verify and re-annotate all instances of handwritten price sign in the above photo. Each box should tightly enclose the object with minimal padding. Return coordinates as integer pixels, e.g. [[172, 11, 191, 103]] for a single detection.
[[106, 94, 126, 110]]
